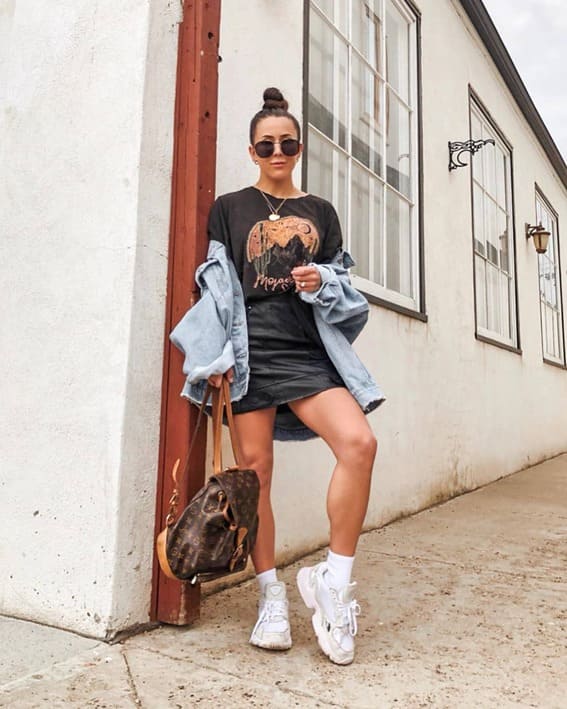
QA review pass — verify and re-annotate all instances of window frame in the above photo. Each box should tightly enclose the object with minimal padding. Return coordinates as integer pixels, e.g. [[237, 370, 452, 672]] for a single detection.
[[302, 0, 426, 321], [468, 89, 521, 354], [535, 185, 566, 368]]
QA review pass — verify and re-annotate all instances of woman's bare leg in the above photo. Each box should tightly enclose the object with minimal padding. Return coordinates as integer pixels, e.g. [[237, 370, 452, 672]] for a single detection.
[[289, 388, 377, 555], [292, 388, 377, 663], [232, 407, 277, 574]]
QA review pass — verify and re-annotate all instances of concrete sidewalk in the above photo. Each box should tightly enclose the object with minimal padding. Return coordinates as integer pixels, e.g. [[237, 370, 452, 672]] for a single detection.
[[2, 454, 566, 708]]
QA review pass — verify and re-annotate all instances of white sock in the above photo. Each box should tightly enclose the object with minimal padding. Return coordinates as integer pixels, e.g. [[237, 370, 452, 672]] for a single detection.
[[325, 550, 355, 590], [256, 568, 278, 595]]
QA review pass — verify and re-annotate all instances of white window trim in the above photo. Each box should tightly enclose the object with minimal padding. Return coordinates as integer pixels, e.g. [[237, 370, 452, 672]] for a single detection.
[[535, 189, 565, 365], [470, 98, 518, 348], [308, 0, 421, 312]]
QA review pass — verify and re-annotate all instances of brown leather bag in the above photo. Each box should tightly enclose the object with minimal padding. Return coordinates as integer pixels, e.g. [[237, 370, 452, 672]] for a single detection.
[[156, 378, 259, 584]]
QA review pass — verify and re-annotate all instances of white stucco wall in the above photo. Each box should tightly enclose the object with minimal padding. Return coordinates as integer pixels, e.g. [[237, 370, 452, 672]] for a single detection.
[[0, 0, 180, 637], [216, 0, 567, 566]]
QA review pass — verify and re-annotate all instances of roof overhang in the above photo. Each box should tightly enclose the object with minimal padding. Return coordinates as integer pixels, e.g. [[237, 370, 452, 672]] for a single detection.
[[460, 0, 567, 190]]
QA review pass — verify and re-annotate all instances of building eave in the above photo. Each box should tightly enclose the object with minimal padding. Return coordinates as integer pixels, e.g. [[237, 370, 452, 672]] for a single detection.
[[460, 0, 567, 190]]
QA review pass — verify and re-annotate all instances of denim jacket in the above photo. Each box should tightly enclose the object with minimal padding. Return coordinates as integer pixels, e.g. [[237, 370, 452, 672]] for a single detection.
[[170, 240, 385, 441]]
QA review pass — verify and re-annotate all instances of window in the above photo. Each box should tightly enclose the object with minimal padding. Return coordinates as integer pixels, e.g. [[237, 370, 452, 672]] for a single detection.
[[470, 99, 518, 348], [307, 0, 421, 312], [535, 190, 565, 364]]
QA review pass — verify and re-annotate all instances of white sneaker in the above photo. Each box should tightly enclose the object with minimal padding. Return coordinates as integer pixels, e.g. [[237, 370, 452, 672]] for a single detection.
[[297, 562, 361, 665], [249, 581, 292, 650]]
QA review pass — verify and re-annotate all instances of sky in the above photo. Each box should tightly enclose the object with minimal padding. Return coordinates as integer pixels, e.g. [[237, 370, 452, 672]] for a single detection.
[[481, 0, 567, 161]]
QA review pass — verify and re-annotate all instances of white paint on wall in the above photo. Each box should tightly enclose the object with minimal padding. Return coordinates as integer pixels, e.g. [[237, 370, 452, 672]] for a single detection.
[[0, 0, 181, 637]]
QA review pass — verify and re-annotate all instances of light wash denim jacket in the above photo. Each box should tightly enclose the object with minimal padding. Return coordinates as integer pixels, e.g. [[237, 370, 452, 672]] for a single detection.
[[170, 240, 385, 441]]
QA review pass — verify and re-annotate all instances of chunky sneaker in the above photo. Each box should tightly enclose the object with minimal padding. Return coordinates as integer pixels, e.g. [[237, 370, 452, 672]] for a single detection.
[[297, 562, 361, 665], [249, 581, 292, 650]]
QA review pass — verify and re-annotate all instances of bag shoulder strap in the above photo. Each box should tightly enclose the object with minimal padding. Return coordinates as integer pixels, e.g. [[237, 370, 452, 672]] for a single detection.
[[222, 377, 242, 466], [165, 377, 242, 527]]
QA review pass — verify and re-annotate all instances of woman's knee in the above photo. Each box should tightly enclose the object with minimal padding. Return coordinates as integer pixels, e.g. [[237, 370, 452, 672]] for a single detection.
[[240, 451, 274, 490], [337, 428, 378, 466]]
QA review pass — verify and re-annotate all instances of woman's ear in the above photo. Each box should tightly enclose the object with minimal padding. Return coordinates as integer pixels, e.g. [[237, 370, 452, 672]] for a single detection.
[[248, 145, 257, 164]]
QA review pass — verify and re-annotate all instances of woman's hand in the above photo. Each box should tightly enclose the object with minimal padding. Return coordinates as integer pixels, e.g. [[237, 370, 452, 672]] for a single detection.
[[207, 367, 234, 388], [291, 265, 321, 293]]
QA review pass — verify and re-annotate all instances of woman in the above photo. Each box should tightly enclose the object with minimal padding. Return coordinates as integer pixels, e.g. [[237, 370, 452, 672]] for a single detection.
[[172, 87, 384, 665]]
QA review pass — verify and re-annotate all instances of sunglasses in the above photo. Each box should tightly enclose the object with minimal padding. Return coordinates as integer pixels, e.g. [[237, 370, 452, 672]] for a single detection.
[[253, 138, 300, 158]]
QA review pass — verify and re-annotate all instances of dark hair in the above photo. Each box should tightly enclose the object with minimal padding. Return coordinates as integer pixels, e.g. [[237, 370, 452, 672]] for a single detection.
[[249, 87, 301, 145]]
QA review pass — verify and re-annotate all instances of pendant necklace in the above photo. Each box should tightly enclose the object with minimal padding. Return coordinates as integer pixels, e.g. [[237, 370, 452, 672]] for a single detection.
[[258, 189, 288, 221]]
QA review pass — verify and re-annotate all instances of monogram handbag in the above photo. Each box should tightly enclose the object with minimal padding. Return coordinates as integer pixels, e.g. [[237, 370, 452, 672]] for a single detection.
[[156, 378, 259, 585]]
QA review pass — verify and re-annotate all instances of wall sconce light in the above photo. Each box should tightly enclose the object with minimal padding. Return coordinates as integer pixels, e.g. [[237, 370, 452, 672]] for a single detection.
[[525, 223, 550, 254]]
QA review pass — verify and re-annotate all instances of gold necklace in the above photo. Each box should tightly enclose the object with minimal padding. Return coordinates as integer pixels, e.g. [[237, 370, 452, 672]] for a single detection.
[[258, 189, 288, 221]]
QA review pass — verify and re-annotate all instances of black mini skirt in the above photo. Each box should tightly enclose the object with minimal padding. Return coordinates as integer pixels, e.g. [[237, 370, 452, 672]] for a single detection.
[[231, 291, 344, 415]]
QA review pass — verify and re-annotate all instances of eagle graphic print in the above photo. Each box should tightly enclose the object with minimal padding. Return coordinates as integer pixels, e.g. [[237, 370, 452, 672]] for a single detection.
[[246, 215, 320, 293]]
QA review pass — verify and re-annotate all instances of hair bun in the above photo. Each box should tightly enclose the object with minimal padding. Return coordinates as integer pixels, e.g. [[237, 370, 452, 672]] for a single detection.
[[262, 87, 289, 111]]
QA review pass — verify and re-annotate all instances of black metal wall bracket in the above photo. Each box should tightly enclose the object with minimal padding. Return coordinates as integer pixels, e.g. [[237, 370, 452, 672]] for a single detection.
[[448, 139, 495, 170]]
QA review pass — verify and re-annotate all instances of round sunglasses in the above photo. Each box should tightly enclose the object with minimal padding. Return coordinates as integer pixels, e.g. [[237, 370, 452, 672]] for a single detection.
[[253, 138, 300, 158]]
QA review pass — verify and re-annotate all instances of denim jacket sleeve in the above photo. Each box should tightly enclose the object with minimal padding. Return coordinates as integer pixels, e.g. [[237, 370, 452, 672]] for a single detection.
[[169, 256, 236, 383], [298, 250, 369, 343]]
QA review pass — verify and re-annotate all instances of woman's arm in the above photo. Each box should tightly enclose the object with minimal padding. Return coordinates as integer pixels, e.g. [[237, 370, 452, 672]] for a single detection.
[[297, 250, 369, 343]]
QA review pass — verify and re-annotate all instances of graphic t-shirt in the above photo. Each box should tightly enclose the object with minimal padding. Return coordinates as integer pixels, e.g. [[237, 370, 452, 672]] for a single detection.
[[207, 186, 343, 301]]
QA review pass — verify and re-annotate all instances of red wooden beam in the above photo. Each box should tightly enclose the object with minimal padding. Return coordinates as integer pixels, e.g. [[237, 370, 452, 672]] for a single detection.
[[151, 0, 221, 625]]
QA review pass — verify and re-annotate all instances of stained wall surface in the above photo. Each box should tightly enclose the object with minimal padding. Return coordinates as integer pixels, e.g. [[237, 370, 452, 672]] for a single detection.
[[0, 0, 181, 637]]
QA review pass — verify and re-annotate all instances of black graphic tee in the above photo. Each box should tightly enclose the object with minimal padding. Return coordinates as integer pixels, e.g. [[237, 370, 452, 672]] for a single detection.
[[207, 186, 342, 301]]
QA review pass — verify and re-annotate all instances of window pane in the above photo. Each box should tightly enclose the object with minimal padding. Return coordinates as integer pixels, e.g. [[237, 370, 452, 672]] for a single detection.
[[495, 146, 507, 208], [540, 293, 548, 354], [309, 9, 348, 148], [312, 0, 348, 35], [498, 208, 509, 273], [546, 305, 555, 357], [352, 165, 385, 284], [547, 224, 556, 260], [484, 140, 497, 200], [313, 0, 333, 15], [307, 127, 348, 229], [538, 256, 547, 304], [475, 255, 487, 329], [543, 258, 556, 306], [352, 0, 382, 72], [386, 188, 412, 297], [372, 179, 385, 286], [485, 199, 499, 266], [370, 185, 386, 286], [386, 89, 411, 197], [352, 53, 383, 174], [351, 162, 371, 279], [386, 0, 409, 101], [486, 262, 500, 333], [552, 309, 560, 359], [499, 272, 511, 340], [473, 183, 485, 256]]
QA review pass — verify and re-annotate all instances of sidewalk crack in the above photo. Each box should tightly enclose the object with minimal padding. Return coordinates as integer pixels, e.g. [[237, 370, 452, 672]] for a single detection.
[[121, 649, 143, 708]]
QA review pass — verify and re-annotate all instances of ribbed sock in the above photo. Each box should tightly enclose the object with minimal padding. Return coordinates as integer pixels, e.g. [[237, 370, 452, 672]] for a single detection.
[[325, 550, 355, 590], [256, 568, 278, 595]]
